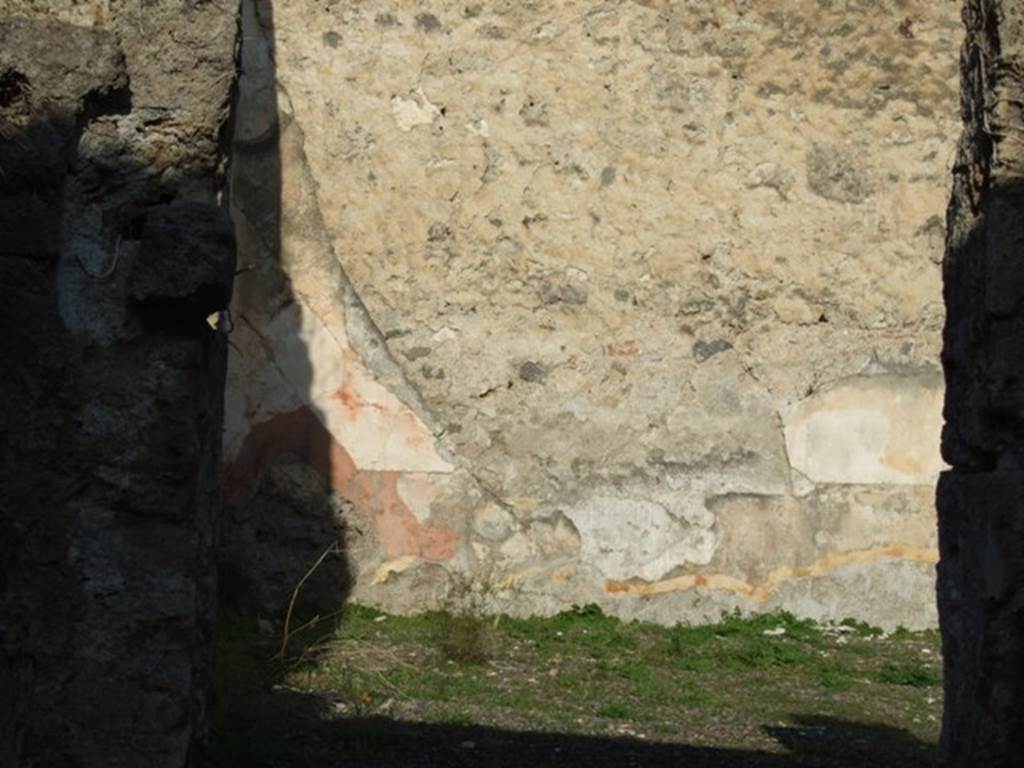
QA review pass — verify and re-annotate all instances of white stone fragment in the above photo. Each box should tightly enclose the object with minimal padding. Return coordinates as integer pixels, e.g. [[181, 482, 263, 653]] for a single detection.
[[390, 88, 441, 131]]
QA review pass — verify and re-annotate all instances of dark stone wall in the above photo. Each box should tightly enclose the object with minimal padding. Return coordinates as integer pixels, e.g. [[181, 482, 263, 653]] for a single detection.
[[939, 0, 1024, 765], [0, 4, 238, 766]]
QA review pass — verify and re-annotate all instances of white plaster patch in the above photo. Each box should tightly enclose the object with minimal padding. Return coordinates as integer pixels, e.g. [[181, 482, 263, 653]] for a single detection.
[[312, 365, 453, 473], [397, 474, 445, 523], [229, 297, 451, 473], [264, 301, 347, 402], [391, 89, 441, 131], [564, 496, 717, 582], [783, 374, 945, 485]]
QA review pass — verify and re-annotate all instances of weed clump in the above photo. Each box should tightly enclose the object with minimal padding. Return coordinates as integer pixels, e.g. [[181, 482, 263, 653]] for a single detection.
[[434, 571, 500, 664], [437, 612, 492, 664], [877, 659, 940, 687]]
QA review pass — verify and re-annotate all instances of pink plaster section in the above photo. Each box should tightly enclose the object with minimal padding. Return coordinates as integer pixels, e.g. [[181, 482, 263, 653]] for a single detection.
[[328, 382, 430, 450], [332, 384, 385, 414], [312, 366, 453, 473], [224, 406, 458, 562]]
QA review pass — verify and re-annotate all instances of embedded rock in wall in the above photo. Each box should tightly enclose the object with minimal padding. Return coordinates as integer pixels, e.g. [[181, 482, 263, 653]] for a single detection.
[[226, 0, 959, 629], [937, 0, 1024, 764], [0, 2, 237, 766]]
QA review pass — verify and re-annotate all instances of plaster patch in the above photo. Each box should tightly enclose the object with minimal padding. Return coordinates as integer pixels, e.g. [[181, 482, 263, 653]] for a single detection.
[[783, 374, 945, 485], [314, 371, 452, 473], [396, 474, 445, 523], [263, 300, 347, 402], [235, 298, 451, 473], [564, 495, 717, 582]]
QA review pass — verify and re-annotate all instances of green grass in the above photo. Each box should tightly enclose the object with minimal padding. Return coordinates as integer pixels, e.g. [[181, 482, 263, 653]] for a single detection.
[[877, 659, 942, 687], [596, 700, 634, 719], [212, 605, 943, 766], [814, 661, 858, 691], [665, 610, 821, 670]]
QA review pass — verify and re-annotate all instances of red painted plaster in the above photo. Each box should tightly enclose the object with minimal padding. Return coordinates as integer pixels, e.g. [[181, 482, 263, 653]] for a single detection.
[[224, 406, 457, 561]]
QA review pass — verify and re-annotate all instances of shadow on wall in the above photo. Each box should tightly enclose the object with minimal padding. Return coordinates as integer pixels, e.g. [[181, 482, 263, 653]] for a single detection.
[[219, 0, 352, 620]]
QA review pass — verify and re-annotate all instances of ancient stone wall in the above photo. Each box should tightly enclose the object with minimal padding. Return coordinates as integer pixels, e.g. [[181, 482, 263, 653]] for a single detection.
[[0, 2, 237, 765], [224, 0, 962, 630], [937, 0, 1024, 764]]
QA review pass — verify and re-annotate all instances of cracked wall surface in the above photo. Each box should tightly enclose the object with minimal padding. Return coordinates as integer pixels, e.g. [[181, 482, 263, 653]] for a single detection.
[[226, 0, 960, 629]]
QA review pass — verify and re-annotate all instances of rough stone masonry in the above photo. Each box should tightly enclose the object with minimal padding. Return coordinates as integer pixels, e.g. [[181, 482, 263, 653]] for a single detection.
[[937, 0, 1024, 765], [0, 1, 237, 765], [224, 0, 961, 630]]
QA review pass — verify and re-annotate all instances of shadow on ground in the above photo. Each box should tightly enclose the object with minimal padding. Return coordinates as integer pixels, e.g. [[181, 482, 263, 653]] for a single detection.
[[214, 666, 934, 768], [215, 698, 932, 768]]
